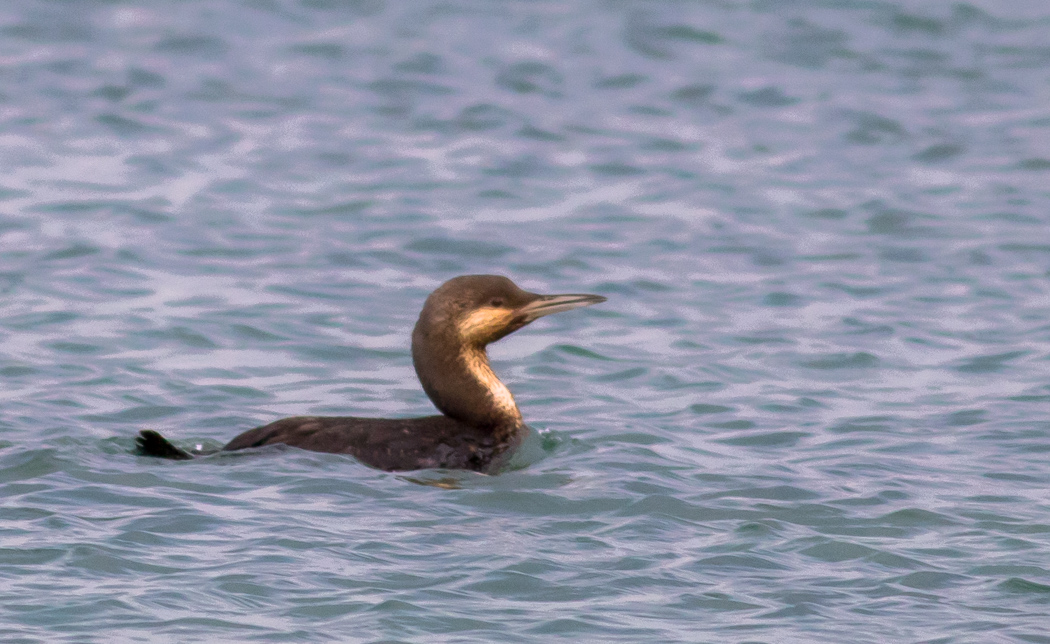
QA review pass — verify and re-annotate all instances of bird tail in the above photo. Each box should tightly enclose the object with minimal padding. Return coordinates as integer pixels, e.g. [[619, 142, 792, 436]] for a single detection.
[[136, 429, 195, 460]]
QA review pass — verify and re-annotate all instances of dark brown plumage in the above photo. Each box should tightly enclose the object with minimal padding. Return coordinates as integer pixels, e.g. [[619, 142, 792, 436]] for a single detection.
[[136, 275, 605, 472]]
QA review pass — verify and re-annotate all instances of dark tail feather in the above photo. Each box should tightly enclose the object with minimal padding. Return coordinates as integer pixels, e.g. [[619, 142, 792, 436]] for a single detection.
[[136, 429, 195, 460]]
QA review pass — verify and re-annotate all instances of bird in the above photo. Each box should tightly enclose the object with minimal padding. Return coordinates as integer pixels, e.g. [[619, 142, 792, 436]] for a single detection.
[[136, 274, 605, 472]]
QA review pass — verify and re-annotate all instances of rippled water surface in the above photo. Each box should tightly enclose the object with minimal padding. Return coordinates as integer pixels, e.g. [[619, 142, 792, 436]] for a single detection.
[[3, 0, 1050, 641]]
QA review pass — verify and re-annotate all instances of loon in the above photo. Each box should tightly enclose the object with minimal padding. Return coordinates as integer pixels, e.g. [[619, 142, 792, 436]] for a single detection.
[[136, 275, 605, 473]]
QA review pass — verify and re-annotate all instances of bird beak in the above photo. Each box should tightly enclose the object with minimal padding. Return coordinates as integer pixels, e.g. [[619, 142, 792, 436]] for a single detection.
[[516, 292, 607, 323]]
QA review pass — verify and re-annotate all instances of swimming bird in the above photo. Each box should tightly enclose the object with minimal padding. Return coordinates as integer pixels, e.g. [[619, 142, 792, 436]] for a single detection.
[[136, 275, 605, 472]]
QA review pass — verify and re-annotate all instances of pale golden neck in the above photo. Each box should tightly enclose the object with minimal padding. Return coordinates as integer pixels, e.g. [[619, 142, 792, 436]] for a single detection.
[[462, 346, 522, 423]]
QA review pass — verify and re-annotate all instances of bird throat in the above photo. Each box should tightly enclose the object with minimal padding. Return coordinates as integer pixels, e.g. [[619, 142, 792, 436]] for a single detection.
[[462, 346, 521, 425]]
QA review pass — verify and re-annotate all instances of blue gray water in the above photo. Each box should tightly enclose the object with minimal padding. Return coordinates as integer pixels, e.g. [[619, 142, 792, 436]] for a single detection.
[[2, 0, 1050, 641]]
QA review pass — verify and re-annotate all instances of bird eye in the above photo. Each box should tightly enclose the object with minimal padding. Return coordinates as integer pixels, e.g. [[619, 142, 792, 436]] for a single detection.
[[490, 298, 504, 308]]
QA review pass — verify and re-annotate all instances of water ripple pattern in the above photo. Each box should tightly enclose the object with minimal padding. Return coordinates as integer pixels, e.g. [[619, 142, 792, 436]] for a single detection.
[[1, 0, 1049, 642]]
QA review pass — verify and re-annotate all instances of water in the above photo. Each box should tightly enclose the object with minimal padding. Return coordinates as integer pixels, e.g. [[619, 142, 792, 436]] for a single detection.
[[2, 0, 1050, 641]]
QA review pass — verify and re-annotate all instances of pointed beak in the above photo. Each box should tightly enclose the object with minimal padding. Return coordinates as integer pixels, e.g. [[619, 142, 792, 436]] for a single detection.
[[516, 292, 607, 323]]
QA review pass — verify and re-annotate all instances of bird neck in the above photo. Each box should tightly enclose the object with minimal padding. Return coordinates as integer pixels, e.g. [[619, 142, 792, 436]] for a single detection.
[[412, 329, 523, 431]]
